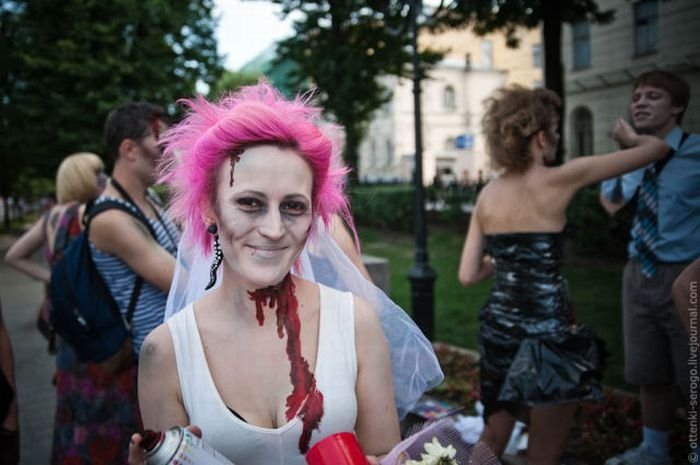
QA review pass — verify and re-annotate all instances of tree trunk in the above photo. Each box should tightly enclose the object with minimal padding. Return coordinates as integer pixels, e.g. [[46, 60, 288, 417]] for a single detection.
[[542, 0, 566, 165]]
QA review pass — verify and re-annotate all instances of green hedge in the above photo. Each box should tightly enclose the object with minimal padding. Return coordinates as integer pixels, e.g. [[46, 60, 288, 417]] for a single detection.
[[349, 184, 475, 233], [349, 185, 416, 233], [566, 186, 629, 259], [350, 183, 631, 259]]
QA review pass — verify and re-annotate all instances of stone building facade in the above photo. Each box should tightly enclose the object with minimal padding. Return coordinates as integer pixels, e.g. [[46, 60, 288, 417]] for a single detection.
[[562, 0, 700, 157], [358, 28, 543, 185]]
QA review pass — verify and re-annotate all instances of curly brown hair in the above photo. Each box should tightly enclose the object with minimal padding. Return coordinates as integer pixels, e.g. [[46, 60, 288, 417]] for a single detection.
[[482, 85, 561, 173]]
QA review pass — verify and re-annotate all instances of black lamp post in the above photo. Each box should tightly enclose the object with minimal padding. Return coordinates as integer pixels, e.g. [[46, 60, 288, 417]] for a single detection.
[[406, 0, 436, 341]]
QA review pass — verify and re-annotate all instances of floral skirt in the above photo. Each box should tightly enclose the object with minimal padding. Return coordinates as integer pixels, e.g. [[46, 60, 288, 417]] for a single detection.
[[51, 342, 141, 465]]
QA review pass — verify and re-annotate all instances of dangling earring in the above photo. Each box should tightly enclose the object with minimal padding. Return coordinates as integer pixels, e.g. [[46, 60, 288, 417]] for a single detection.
[[205, 224, 222, 290]]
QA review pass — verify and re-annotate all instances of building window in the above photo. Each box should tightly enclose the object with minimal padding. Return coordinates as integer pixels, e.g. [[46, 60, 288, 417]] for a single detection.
[[443, 85, 456, 112], [572, 21, 591, 70], [481, 40, 493, 69], [634, 0, 658, 56], [532, 44, 543, 68], [571, 106, 593, 157]]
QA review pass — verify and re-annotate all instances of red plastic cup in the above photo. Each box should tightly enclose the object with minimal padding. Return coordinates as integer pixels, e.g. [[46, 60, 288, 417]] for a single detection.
[[306, 432, 368, 465]]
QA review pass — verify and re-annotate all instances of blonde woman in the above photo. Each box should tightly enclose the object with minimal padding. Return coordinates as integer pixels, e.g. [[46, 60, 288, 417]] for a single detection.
[[3, 152, 140, 465], [5, 152, 106, 283], [6, 152, 105, 347]]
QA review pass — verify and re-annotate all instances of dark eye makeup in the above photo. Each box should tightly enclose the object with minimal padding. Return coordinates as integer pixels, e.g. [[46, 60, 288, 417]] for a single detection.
[[234, 196, 309, 216], [281, 200, 309, 215], [236, 197, 262, 210]]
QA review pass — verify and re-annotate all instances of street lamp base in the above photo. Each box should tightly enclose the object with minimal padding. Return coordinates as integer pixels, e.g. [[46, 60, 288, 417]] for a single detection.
[[408, 262, 436, 341]]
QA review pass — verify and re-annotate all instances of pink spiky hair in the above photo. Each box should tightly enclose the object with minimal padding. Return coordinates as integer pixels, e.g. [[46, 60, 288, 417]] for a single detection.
[[159, 82, 353, 254]]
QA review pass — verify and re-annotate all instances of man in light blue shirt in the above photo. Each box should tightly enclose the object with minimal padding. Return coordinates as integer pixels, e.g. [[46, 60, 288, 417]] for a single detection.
[[601, 71, 699, 465]]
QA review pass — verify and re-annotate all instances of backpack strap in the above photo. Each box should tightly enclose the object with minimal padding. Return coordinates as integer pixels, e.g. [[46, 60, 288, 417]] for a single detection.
[[53, 203, 81, 258], [39, 210, 51, 258], [110, 178, 175, 247], [41, 210, 49, 242], [84, 199, 158, 326]]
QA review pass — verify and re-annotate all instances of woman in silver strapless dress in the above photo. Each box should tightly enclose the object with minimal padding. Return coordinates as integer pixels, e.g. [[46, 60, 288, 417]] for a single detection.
[[458, 85, 669, 465]]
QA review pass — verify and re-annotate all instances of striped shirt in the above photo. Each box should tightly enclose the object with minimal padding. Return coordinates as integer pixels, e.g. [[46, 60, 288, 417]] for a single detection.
[[90, 194, 180, 355]]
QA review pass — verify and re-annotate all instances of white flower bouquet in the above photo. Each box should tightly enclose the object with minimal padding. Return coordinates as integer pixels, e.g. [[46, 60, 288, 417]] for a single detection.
[[380, 418, 500, 465]]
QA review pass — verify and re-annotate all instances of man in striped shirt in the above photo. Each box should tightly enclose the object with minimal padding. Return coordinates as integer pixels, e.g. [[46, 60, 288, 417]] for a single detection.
[[91, 102, 180, 355]]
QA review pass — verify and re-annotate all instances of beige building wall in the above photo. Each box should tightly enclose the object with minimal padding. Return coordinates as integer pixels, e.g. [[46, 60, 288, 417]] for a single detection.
[[359, 27, 543, 185], [562, 0, 700, 158], [421, 27, 543, 88]]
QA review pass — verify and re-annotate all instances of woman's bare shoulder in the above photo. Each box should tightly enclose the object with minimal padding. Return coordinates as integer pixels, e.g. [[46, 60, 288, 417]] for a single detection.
[[140, 322, 175, 367], [351, 295, 381, 332], [294, 276, 322, 300]]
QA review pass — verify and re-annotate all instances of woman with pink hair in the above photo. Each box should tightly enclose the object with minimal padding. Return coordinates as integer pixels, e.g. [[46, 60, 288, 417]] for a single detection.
[[128, 83, 441, 465]]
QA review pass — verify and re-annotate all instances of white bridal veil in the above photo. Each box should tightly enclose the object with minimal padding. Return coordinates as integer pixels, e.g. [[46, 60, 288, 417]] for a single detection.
[[165, 222, 444, 418]]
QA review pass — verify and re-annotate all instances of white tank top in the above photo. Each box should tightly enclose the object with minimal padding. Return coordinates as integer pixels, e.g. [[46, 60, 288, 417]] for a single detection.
[[167, 283, 358, 465]]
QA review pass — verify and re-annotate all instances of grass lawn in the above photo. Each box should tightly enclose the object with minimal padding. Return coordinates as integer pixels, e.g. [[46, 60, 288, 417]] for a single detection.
[[359, 226, 632, 391]]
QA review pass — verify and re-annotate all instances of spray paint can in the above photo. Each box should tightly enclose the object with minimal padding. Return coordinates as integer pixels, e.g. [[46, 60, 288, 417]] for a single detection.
[[143, 426, 235, 465]]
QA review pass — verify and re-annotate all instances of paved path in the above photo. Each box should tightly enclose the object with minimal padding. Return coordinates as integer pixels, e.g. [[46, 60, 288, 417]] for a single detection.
[[1, 234, 55, 465]]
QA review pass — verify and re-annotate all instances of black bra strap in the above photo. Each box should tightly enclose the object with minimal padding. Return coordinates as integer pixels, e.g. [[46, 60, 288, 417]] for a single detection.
[[226, 406, 248, 423]]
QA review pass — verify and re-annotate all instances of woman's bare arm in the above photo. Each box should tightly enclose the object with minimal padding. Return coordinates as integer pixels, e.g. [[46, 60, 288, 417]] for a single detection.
[[672, 258, 700, 333], [549, 119, 668, 192], [128, 325, 190, 465], [0, 301, 17, 432], [4, 216, 50, 283], [137, 324, 189, 430], [353, 297, 401, 457], [458, 202, 494, 286]]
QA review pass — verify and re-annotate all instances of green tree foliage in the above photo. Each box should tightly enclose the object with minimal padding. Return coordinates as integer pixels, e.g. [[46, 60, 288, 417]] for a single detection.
[[1, 2, 28, 226], [272, 0, 443, 182], [210, 69, 261, 99], [430, 0, 615, 163], [0, 0, 222, 225]]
